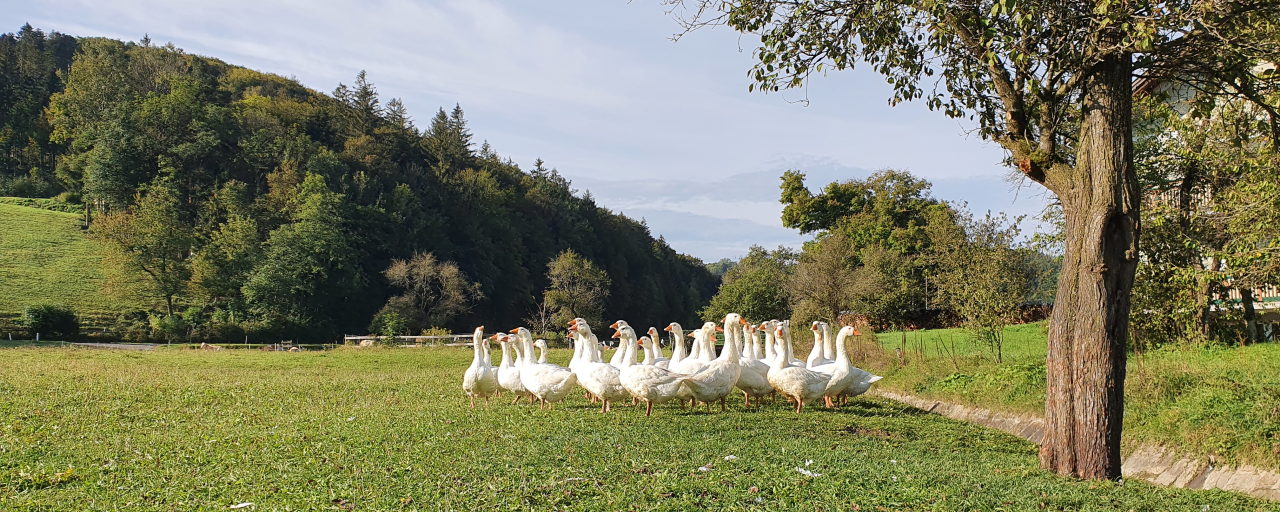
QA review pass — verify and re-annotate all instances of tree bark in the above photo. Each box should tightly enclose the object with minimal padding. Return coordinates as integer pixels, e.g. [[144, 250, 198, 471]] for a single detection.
[[1241, 288, 1257, 344], [1040, 53, 1139, 480]]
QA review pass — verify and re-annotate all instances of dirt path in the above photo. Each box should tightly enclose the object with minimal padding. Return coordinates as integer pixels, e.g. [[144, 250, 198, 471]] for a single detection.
[[68, 342, 161, 351], [871, 389, 1280, 500]]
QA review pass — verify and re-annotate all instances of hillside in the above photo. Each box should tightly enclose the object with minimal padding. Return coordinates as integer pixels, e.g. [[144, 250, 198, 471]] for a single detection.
[[0, 202, 141, 325], [0, 25, 718, 341]]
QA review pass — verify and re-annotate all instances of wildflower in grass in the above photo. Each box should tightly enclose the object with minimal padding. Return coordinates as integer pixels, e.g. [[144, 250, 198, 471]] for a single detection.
[[724, 455, 737, 461], [788, 465, 819, 478]]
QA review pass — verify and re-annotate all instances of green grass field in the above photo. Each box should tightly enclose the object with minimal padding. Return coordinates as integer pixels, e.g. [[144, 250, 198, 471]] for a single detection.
[[1, 346, 1272, 511], [869, 323, 1280, 470], [0, 202, 141, 324]]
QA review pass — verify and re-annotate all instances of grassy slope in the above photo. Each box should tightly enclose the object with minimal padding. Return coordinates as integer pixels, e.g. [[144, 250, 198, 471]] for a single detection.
[[0, 202, 138, 323], [0, 347, 1270, 511], [871, 323, 1280, 470]]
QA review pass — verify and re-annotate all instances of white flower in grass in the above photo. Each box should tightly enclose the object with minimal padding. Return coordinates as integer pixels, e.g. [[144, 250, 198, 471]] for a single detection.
[[724, 455, 737, 461], [794, 467, 821, 477]]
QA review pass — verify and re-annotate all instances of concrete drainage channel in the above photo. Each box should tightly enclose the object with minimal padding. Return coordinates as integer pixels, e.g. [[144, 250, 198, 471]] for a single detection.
[[871, 390, 1280, 501]]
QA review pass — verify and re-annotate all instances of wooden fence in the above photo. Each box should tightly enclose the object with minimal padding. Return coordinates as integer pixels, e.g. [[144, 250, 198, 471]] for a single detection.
[[343, 334, 474, 346]]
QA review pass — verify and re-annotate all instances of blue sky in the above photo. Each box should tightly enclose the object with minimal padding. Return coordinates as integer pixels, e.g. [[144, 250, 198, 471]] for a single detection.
[[6, 0, 1055, 261]]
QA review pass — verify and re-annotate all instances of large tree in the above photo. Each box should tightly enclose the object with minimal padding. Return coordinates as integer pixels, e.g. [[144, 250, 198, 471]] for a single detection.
[[92, 177, 193, 316], [381, 251, 483, 329], [701, 245, 797, 323], [787, 233, 858, 325], [544, 249, 612, 328], [672, 0, 1277, 478]]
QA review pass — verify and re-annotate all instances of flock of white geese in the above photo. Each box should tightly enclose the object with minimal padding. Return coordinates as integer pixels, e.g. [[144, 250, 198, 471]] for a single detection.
[[462, 313, 882, 415]]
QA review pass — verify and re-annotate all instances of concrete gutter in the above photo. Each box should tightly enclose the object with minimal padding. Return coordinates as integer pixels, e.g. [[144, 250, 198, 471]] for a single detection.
[[871, 389, 1280, 501]]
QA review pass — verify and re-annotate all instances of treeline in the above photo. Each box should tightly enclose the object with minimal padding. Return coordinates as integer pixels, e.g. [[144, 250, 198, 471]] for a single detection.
[[0, 25, 717, 342], [701, 169, 1061, 361]]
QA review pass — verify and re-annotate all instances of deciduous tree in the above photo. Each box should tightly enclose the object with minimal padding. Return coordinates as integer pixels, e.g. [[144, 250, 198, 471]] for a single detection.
[[382, 251, 483, 329], [93, 177, 193, 316], [544, 249, 611, 328], [672, 0, 1279, 479], [701, 245, 797, 322]]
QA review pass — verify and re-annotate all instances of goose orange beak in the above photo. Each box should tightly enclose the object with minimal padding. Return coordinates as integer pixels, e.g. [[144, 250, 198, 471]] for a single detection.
[[854, 329, 862, 336], [716, 326, 724, 332], [612, 331, 622, 339], [509, 328, 519, 334], [663, 325, 672, 332], [610, 321, 620, 329], [739, 318, 748, 325]]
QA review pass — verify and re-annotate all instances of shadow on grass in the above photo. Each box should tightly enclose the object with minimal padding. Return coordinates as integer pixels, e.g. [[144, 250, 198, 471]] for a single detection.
[[819, 397, 929, 417]]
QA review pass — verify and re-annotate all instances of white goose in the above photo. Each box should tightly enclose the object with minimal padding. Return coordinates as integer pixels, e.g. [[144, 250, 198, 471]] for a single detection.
[[670, 322, 715, 405], [570, 319, 628, 413], [767, 321, 831, 413], [821, 322, 836, 361], [512, 327, 578, 409], [494, 333, 530, 404], [646, 327, 670, 367], [819, 325, 861, 407], [806, 321, 835, 368], [492, 333, 512, 391], [534, 339, 551, 364], [618, 324, 690, 416], [508, 334, 536, 404], [607, 320, 633, 368], [461, 326, 499, 407], [682, 314, 745, 412], [664, 323, 687, 369], [735, 322, 773, 407], [820, 325, 884, 406], [839, 327, 884, 401]]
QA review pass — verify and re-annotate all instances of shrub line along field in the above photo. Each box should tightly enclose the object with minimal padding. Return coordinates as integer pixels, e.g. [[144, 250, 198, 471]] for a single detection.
[[1, 345, 1274, 510]]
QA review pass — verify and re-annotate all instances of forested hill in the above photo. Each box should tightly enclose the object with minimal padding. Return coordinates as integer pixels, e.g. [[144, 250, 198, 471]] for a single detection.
[[0, 25, 718, 341]]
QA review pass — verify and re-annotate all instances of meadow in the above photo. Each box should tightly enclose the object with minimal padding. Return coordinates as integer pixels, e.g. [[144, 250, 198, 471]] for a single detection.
[[1, 345, 1273, 511], [0, 202, 142, 326], [869, 323, 1280, 470]]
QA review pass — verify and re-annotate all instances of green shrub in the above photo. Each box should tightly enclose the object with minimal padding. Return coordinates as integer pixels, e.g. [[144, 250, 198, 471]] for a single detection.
[[22, 304, 80, 339], [149, 314, 189, 342], [378, 312, 408, 345]]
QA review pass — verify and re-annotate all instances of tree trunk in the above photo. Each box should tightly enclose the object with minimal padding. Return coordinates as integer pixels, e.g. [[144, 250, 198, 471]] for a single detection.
[[1241, 288, 1257, 344], [1040, 53, 1138, 481]]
